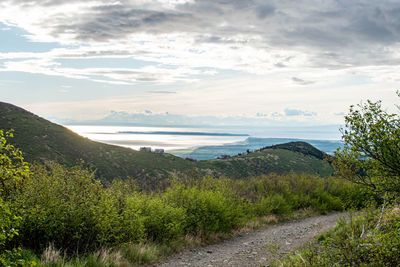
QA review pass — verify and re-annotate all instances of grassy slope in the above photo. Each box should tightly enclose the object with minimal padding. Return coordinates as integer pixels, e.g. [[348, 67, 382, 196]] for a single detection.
[[198, 146, 333, 178], [0, 102, 333, 182]]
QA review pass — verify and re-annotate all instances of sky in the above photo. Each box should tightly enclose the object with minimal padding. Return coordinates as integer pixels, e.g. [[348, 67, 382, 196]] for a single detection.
[[0, 0, 399, 127]]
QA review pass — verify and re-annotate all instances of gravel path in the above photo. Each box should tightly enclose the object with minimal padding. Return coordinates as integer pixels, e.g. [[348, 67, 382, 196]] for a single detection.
[[158, 213, 344, 267]]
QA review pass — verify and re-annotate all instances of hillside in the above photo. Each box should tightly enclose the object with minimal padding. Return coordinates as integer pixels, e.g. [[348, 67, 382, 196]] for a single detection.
[[264, 141, 326, 160], [0, 102, 198, 183], [170, 137, 341, 160], [0, 102, 333, 182], [198, 143, 333, 178]]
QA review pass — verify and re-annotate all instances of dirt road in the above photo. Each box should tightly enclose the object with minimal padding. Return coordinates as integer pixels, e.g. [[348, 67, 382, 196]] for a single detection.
[[158, 213, 343, 267]]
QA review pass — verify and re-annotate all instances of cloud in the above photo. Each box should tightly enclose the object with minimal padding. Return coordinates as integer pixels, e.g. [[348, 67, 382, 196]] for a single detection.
[[291, 77, 315, 85], [256, 112, 268, 117], [284, 108, 317, 117], [148, 90, 177, 94], [0, 0, 400, 87]]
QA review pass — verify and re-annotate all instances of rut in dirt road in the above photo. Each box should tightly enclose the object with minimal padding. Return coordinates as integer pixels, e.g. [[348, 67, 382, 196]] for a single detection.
[[158, 212, 344, 267]]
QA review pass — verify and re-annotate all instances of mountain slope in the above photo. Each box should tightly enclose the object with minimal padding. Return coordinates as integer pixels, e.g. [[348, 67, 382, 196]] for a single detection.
[[0, 102, 333, 182]]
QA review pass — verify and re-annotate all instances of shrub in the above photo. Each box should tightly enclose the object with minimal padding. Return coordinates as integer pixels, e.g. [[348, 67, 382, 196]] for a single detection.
[[93, 187, 146, 247], [310, 190, 343, 214], [164, 180, 247, 234], [141, 196, 186, 242], [16, 163, 103, 253], [254, 194, 290, 216]]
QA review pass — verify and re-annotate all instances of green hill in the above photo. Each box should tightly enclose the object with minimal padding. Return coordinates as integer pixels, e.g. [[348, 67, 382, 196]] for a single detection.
[[264, 141, 326, 160], [0, 102, 333, 182], [198, 142, 333, 178]]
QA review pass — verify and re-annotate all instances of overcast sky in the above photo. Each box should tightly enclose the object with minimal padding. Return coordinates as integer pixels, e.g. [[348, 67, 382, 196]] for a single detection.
[[0, 0, 399, 126]]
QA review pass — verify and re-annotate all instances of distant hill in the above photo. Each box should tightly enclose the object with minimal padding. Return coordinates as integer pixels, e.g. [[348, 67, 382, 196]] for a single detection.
[[0, 102, 333, 182], [265, 141, 326, 160], [197, 142, 333, 178], [170, 137, 342, 160]]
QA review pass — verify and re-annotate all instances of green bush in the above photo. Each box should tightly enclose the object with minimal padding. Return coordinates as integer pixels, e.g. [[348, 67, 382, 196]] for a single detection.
[[16, 163, 103, 252], [93, 187, 146, 246], [254, 194, 290, 216], [141, 196, 186, 242], [164, 180, 247, 234], [310, 190, 343, 214]]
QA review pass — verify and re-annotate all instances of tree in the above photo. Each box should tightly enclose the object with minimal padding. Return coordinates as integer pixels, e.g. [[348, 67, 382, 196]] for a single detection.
[[334, 92, 400, 200]]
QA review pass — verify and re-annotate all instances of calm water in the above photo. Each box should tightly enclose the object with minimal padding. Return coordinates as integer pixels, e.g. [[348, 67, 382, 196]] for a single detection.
[[65, 125, 249, 151]]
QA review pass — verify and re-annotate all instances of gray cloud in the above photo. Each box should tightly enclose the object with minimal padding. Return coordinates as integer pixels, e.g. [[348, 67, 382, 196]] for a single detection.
[[292, 77, 315, 85], [256, 4, 276, 19], [2, 0, 400, 71]]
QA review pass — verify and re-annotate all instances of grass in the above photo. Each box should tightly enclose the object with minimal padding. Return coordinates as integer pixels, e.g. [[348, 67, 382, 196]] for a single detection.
[[198, 148, 333, 178]]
